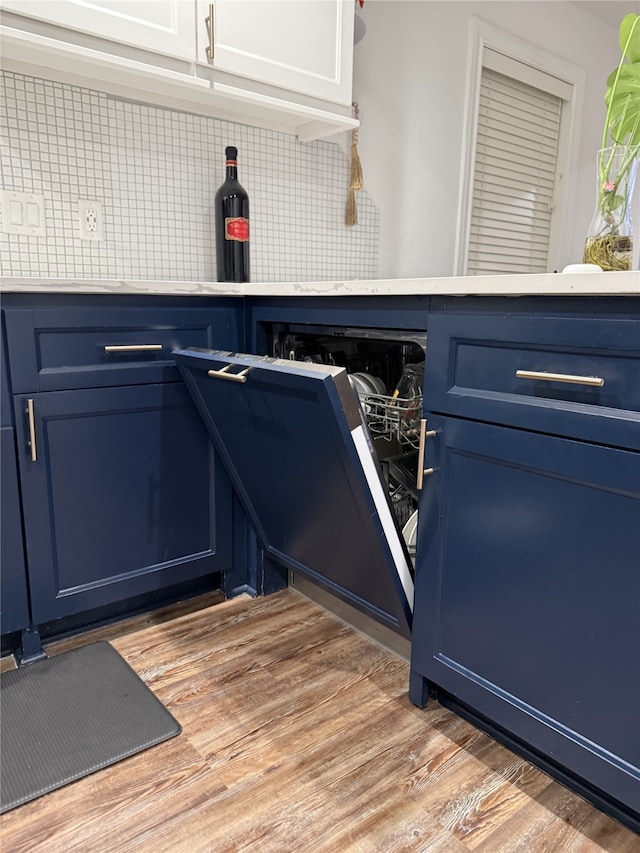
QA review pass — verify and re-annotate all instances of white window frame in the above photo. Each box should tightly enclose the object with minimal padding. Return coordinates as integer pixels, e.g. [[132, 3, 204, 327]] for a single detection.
[[454, 18, 586, 276]]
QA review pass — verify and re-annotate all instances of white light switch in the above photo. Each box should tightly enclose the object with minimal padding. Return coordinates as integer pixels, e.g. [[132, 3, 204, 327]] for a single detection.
[[26, 202, 41, 227], [0, 191, 46, 236], [9, 200, 23, 226]]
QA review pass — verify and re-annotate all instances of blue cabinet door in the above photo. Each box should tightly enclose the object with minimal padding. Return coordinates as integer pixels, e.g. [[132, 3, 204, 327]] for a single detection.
[[0, 427, 30, 635], [14, 382, 232, 624], [410, 414, 640, 814], [174, 347, 414, 637], [0, 318, 29, 635]]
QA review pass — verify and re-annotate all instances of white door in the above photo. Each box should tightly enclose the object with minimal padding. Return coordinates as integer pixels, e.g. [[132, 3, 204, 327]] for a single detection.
[[196, 0, 354, 106], [0, 0, 196, 60]]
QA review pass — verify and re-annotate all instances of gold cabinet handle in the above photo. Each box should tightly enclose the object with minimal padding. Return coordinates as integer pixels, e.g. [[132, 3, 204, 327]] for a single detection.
[[207, 365, 251, 383], [515, 369, 604, 387], [26, 398, 37, 462], [416, 419, 436, 490], [104, 345, 163, 353], [205, 3, 214, 61]]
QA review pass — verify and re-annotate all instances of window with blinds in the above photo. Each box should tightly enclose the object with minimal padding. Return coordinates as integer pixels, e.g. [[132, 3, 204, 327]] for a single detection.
[[466, 50, 572, 275]]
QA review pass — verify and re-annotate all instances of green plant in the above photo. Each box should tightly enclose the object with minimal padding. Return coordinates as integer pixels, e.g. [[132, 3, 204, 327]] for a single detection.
[[597, 12, 640, 219], [584, 13, 640, 269]]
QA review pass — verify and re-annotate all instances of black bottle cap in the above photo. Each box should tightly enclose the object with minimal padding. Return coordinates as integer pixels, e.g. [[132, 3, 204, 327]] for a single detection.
[[225, 146, 238, 159]]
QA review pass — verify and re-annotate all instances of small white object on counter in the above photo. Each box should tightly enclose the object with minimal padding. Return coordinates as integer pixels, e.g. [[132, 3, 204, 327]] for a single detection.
[[562, 264, 603, 273]]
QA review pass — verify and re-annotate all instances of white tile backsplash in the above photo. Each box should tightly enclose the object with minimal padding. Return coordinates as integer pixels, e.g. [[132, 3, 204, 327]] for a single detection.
[[0, 71, 378, 282]]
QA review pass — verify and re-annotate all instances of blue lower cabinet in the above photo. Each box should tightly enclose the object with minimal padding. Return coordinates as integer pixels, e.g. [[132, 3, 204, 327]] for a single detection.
[[0, 427, 30, 635], [410, 414, 640, 816], [14, 382, 232, 624]]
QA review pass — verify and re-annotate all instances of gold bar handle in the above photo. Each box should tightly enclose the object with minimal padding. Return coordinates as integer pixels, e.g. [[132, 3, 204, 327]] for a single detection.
[[205, 3, 214, 61], [515, 369, 604, 387], [416, 419, 436, 490], [104, 345, 163, 353], [27, 398, 37, 462], [207, 364, 251, 384]]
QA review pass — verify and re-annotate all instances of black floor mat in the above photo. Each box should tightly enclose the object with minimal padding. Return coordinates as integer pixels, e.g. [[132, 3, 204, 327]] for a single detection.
[[0, 641, 181, 813]]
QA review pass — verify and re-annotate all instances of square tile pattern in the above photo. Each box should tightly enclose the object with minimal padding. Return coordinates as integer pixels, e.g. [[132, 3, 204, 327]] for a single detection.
[[0, 71, 378, 282]]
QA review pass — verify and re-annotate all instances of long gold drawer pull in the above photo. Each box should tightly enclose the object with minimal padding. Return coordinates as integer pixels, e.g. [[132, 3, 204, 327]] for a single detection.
[[104, 345, 163, 353], [205, 3, 214, 61], [27, 398, 37, 462], [416, 419, 437, 490], [207, 365, 251, 383], [515, 369, 604, 387]]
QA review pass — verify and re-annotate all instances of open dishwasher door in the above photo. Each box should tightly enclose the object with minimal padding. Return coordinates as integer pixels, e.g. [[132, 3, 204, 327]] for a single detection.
[[174, 347, 413, 638]]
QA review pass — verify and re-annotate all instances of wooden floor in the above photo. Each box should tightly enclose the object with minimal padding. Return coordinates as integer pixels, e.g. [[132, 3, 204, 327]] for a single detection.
[[0, 589, 637, 852]]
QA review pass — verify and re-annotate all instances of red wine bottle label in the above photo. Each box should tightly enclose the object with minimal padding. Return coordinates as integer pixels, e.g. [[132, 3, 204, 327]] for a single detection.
[[225, 217, 249, 242]]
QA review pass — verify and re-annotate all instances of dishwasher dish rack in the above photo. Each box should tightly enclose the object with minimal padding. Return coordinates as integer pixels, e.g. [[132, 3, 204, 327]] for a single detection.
[[356, 391, 424, 448]]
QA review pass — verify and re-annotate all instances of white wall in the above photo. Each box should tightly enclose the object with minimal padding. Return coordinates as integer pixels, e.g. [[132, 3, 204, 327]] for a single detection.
[[353, 0, 622, 278]]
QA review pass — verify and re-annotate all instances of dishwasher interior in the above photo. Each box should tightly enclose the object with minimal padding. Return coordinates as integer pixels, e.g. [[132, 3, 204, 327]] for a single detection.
[[270, 323, 426, 566]]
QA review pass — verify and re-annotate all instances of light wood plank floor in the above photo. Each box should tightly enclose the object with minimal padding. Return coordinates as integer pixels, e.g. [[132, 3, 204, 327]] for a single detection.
[[0, 589, 637, 852]]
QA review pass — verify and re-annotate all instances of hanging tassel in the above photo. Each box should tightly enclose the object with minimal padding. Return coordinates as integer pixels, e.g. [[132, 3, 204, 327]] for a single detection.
[[346, 102, 364, 226], [349, 123, 363, 192], [346, 187, 358, 227]]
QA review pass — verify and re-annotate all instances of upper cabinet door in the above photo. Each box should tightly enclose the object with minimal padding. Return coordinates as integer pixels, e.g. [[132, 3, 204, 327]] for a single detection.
[[1, 0, 196, 60], [174, 347, 413, 638], [197, 0, 354, 105]]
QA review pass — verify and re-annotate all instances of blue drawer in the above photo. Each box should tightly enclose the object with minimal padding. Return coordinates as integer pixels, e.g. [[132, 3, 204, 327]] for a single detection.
[[3, 306, 236, 392], [425, 312, 640, 450]]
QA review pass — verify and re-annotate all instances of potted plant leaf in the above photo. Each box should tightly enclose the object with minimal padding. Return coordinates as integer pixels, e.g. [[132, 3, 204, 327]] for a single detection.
[[583, 12, 640, 270]]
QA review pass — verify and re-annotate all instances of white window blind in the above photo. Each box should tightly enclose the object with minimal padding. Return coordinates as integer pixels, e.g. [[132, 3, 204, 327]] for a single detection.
[[467, 55, 567, 276]]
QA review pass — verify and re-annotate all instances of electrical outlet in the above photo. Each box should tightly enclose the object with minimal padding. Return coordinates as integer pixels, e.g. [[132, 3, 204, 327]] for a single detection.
[[78, 200, 104, 241]]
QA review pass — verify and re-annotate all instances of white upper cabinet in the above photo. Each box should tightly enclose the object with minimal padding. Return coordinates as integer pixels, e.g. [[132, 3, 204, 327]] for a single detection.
[[196, 0, 354, 106], [0, 0, 358, 139], [0, 0, 196, 59]]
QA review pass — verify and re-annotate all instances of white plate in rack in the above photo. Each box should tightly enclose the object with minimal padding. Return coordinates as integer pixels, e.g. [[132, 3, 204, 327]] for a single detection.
[[353, 372, 386, 395], [348, 373, 370, 397], [402, 509, 418, 550], [352, 372, 377, 393]]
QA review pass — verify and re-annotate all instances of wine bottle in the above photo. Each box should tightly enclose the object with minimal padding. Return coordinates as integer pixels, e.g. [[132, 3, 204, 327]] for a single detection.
[[215, 146, 250, 282]]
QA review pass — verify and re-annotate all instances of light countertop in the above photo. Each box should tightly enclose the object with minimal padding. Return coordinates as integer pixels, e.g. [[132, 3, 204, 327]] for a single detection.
[[1, 270, 639, 297]]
